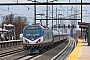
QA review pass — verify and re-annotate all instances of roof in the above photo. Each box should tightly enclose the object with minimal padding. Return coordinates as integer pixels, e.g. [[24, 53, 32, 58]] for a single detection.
[[0, 28, 8, 32]]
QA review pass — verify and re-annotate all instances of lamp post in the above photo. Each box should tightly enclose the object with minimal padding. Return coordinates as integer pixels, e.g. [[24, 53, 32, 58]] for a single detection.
[[58, 14, 63, 31], [58, 14, 65, 39]]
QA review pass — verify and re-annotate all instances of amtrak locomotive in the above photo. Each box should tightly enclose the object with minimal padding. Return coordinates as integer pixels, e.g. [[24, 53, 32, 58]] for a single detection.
[[23, 24, 62, 54]]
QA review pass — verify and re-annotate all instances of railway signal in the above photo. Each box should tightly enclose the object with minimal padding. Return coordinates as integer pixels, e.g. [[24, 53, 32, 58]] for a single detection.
[[58, 24, 60, 28], [68, 25, 70, 29], [63, 25, 65, 29]]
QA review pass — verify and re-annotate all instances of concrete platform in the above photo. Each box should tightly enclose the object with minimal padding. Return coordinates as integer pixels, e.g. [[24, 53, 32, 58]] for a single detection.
[[67, 39, 90, 60], [80, 40, 90, 60]]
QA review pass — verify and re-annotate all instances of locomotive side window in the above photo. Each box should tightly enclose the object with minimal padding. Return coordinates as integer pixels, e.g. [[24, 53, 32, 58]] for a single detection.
[[43, 30, 52, 42], [47, 31, 52, 40], [47, 32, 49, 40]]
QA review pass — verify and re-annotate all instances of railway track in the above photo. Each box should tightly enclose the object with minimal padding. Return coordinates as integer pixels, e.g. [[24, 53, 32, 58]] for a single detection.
[[14, 37, 76, 60], [0, 37, 65, 60], [54, 37, 76, 60], [0, 45, 24, 59], [14, 37, 68, 60], [0, 36, 76, 60]]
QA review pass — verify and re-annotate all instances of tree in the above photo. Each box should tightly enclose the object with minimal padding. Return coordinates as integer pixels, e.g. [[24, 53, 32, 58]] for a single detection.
[[2, 14, 14, 24], [1, 14, 29, 36]]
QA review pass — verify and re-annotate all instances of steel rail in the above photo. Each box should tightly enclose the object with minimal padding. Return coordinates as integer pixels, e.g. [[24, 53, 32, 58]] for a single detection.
[[51, 37, 76, 60], [0, 47, 24, 58], [15, 37, 68, 60]]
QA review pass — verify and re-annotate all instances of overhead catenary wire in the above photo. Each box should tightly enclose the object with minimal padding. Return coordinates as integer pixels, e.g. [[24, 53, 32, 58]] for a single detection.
[[12, 0, 46, 18]]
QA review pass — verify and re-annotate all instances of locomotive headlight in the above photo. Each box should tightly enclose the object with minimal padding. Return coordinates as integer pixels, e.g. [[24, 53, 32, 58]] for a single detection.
[[25, 39, 29, 44], [36, 39, 41, 43]]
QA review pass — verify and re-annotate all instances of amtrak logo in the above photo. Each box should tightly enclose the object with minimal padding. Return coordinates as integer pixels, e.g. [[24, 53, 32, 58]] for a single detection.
[[31, 38, 34, 40]]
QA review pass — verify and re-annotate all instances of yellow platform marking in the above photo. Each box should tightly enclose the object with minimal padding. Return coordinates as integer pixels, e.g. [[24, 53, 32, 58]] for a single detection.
[[67, 39, 82, 60]]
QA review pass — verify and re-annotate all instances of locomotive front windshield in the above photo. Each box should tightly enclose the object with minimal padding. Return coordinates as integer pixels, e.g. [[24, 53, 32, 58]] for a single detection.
[[25, 26, 40, 38]]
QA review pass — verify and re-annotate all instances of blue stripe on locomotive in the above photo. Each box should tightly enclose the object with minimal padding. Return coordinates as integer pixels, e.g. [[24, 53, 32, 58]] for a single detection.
[[23, 25, 44, 40]]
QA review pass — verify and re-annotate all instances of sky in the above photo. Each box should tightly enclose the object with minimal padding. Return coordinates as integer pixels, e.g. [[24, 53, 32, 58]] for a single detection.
[[0, 0, 90, 30]]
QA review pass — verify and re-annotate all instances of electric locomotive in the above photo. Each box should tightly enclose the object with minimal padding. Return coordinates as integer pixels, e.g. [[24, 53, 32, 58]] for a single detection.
[[23, 24, 53, 54]]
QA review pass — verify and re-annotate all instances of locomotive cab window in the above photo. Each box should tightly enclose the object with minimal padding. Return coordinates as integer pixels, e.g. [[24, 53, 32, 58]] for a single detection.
[[25, 26, 40, 38]]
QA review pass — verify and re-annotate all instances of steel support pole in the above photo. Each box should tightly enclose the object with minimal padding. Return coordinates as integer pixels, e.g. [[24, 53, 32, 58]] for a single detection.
[[87, 24, 90, 46], [56, 6, 57, 27], [46, 0, 48, 27], [34, 0, 36, 24], [58, 14, 59, 31], [81, 0, 82, 39], [17, 0, 18, 3], [52, 1, 53, 29]]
